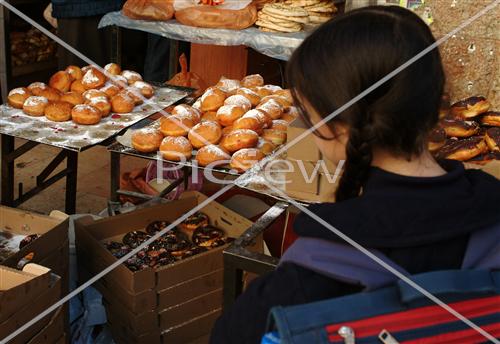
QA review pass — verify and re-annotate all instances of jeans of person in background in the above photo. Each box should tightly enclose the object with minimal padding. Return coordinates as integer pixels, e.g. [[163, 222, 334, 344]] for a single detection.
[[143, 33, 171, 83]]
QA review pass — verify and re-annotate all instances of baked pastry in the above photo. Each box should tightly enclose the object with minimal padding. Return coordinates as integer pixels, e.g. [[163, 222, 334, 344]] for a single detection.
[[39, 87, 61, 102], [428, 127, 447, 152], [132, 81, 154, 98], [65, 65, 83, 81], [192, 225, 228, 248], [232, 115, 263, 134], [188, 121, 222, 149], [217, 77, 241, 95], [180, 212, 209, 233], [121, 70, 143, 85], [437, 136, 487, 161], [49, 71, 72, 93], [111, 75, 129, 89], [71, 104, 101, 125], [86, 97, 111, 117], [44, 101, 72, 122], [195, 145, 231, 167], [256, 138, 276, 155], [27, 82, 48, 96], [111, 93, 135, 113], [81, 68, 107, 89], [23, 96, 48, 116], [104, 63, 121, 76], [440, 119, 479, 138], [262, 129, 287, 145], [270, 119, 289, 132], [81, 65, 93, 74], [131, 128, 164, 153], [172, 104, 201, 124], [100, 83, 120, 98], [224, 95, 252, 112], [485, 127, 500, 152], [83, 89, 108, 102], [261, 84, 283, 94], [274, 89, 293, 104], [220, 129, 259, 153], [259, 95, 291, 107], [216, 105, 246, 126], [201, 87, 226, 112], [230, 148, 265, 172], [281, 106, 299, 123], [201, 111, 218, 122], [481, 111, 500, 127], [236, 87, 261, 107], [70, 79, 86, 94], [257, 99, 284, 119], [160, 114, 195, 136], [60, 92, 84, 106], [122, 88, 144, 105], [244, 108, 272, 128], [450, 96, 490, 119], [241, 74, 264, 88], [8, 87, 31, 109], [159, 136, 193, 161], [467, 152, 500, 165]]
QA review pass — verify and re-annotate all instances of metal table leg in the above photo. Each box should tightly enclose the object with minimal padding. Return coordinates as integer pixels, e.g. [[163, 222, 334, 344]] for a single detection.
[[1, 134, 14, 206], [65, 150, 78, 214]]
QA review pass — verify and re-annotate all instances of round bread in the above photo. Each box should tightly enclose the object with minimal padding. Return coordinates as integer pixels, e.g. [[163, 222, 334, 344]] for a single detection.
[[122, 88, 143, 105], [60, 92, 84, 106], [216, 78, 240, 95], [257, 99, 284, 120], [274, 89, 293, 104], [65, 65, 83, 81], [160, 136, 192, 161], [437, 136, 487, 161], [440, 119, 479, 138], [71, 104, 101, 125], [200, 87, 226, 112], [44, 101, 72, 122], [39, 87, 61, 102], [111, 93, 135, 113], [236, 88, 261, 107], [23, 96, 48, 116], [241, 74, 264, 88], [105, 63, 121, 76], [8, 87, 31, 109], [221, 125, 234, 136], [253, 86, 273, 98], [86, 97, 111, 117], [230, 148, 265, 172], [259, 95, 291, 107], [201, 111, 218, 122], [111, 75, 129, 89], [224, 95, 252, 112], [172, 104, 200, 124], [450, 96, 490, 119], [81, 65, 93, 74], [121, 70, 143, 85], [49, 71, 72, 93], [261, 84, 283, 94], [27, 82, 48, 96], [216, 105, 246, 126], [281, 106, 299, 123], [244, 109, 272, 128], [485, 127, 500, 152], [81, 68, 106, 89], [100, 83, 120, 98], [220, 129, 259, 153], [481, 111, 500, 127], [256, 138, 276, 155], [83, 89, 108, 102], [232, 115, 263, 134], [70, 79, 86, 94], [195, 145, 231, 167], [188, 121, 222, 149], [262, 129, 287, 145], [160, 115, 195, 137], [270, 119, 288, 132], [428, 127, 447, 153], [131, 128, 164, 153], [132, 81, 154, 98]]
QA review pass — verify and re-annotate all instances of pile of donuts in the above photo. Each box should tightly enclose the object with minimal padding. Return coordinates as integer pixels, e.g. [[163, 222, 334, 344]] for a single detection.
[[429, 96, 499, 164], [131, 74, 298, 172], [104, 212, 232, 271], [6, 63, 154, 125]]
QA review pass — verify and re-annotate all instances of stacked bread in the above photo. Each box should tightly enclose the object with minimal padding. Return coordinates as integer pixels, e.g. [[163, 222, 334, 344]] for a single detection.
[[6, 63, 154, 125], [256, 3, 310, 32], [131, 75, 299, 172], [285, 0, 338, 25]]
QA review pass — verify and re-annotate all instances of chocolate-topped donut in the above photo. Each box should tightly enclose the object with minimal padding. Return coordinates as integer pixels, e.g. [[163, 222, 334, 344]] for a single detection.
[[437, 136, 487, 161], [181, 246, 209, 259], [192, 225, 228, 248], [485, 127, 500, 152], [428, 127, 447, 152], [122, 231, 150, 248], [19, 234, 40, 249], [440, 119, 479, 138], [159, 229, 192, 256], [450, 96, 490, 119], [468, 152, 500, 165], [145, 221, 173, 235], [180, 212, 209, 233], [481, 111, 500, 127]]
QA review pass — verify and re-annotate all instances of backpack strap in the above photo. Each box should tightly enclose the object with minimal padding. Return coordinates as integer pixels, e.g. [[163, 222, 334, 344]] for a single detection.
[[462, 221, 500, 270]]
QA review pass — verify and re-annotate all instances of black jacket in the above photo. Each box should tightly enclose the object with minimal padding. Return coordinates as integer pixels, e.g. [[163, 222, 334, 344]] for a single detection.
[[210, 160, 500, 344]]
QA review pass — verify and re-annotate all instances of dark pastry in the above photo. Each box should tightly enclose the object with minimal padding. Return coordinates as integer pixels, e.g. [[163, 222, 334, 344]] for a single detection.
[[106, 241, 131, 258], [181, 246, 209, 259], [122, 231, 150, 248], [450, 96, 490, 119], [19, 234, 39, 249], [161, 229, 192, 256], [428, 127, 447, 152], [485, 127, 500, 152], [481, 111, 500, 127], [145, 220, 173, 235], [437, 136, 488, 161], [467, 152, 500, 165], [192, 225, 228, 248], [440, 119, 479, 138], [180, 212, 209, 233]]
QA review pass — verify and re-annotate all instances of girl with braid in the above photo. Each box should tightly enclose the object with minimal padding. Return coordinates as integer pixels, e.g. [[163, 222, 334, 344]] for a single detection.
[[211, 6, 500, 344]]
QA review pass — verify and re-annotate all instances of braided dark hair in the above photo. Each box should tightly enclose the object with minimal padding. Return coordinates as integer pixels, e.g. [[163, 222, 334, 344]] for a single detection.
[[287, 6, 445, 201]]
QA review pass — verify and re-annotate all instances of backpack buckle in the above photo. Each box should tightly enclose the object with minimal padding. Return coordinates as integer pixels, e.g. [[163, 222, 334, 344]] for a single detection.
[[379, 329, 400, 344]]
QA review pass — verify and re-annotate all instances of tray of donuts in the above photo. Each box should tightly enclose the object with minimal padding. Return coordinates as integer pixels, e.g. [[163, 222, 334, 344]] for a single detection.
[[121, 74, 299, 173], [0, 63, 191, 151], [429, 96, 500, 172]]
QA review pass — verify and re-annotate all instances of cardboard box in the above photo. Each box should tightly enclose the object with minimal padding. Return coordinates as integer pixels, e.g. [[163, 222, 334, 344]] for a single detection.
[[26, 305, 64, 344], [162, 309, 221, 344]]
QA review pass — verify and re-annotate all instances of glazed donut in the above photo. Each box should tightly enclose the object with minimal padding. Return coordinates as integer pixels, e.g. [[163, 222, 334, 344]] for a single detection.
[[23, 96, 48, 116], [236, 87, 261, 107], [111, 93, 135, 113], [131, 128, 164, 153], [104, 63, 121, 76], [100, 83, 120, 98], [262, 129, 287, 146], [70, 79, 86, 94], [39, 87, 61, 102], [224, 95, 252, 111], [27, 82, 47, 95], [121, 70, 143, 85], [230, 148, 265, 172], [195, 145, 231, 167], [65, 65, 83, 81], [201, 111, 218, 122], [82, 68, 107, 90], [281, 106, 299, 123], [60, 92, 84, 106], [450, 96, 490, 119], [437, 136, 487, 161], [122, 88, 144, 105], [86, 97, 111, 117], [485, 127, 500, 152], [160, 114, 195, 136], [216, 77, 240, 95], [180, 212, 209, 233], [232, 115, 263, 134], [8, 87, 31, 109], [220, 129, 259, 153], [274, 89, 293, 104], [192, 225, 228, 248], [241, 74, 264, 88], [481, 111, 500, 127], [440, 119, 479, 138], [259, 95, 291, 108], [270, 119, 289, 132], [257, 99, 284, 120], [49, 71, 72, 93], [44, 101, 72, 122], [188, 121, 222, 149], [200, 87, 226, 112], [82, 89, 108, 102], [216, 105, 246, 126], [428, 127, 447, 153], [71, 104, 101, 125], [132, 81, 154, 98], [172, 104, 200, 124], [244, 109, 272, 128], [256, 138, 276, 155], [159, 136, 193, 161]]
